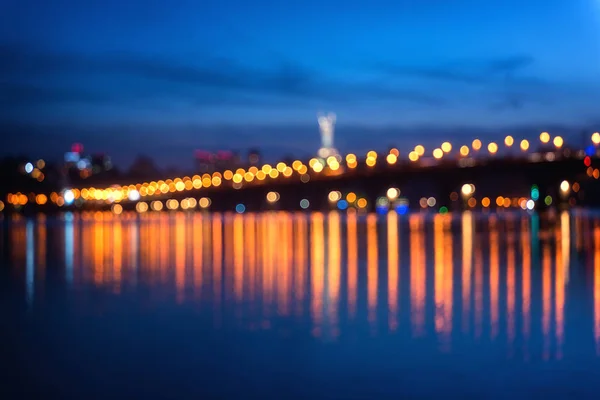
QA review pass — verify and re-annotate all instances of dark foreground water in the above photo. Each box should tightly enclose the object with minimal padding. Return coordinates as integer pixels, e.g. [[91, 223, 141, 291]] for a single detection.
[[2, 210, 600, 399]]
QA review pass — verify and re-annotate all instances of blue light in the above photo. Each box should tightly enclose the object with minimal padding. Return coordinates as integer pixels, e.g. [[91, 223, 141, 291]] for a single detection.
[[531, 185, 539, 201], [395, 203, 408, 215], [586, 145, 595, 156], [531, 189, 539, 201], [235, 204, 245, 213], [337, 200, 348, 210], [375, 205, 388, 215]]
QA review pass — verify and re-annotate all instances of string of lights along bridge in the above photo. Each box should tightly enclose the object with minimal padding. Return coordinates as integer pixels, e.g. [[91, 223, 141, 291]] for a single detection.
[[3, 120, 600, 214]]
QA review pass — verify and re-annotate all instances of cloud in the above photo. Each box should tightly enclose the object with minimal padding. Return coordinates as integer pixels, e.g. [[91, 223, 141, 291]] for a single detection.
[[486, 55, 534, 75], [374, 55, 551, 110], [0, 82, 114, 105], [378, 55, 536, 84], [0, 43, 445, 118], [379, 65, 486, 85]]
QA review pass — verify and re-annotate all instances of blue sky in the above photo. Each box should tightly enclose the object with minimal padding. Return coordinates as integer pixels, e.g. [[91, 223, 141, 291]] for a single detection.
[[1, 0, 599, 167]]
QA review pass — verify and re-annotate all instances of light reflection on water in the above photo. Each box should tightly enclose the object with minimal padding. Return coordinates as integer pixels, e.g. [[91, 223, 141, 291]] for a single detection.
[[4, 210, 600, 397]]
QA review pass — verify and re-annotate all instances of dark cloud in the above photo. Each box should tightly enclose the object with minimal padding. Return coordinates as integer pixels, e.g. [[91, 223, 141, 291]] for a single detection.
[[489, 88, 555, 111], [490, 94, 526, 110], [379, 65, 485, 84], [486, 55, 534, 74], [378, 55, 536, 84], [0, 44, 314, 99], [375, 55, 552, 109], [0, 43, 445, 117], [0, 82, 114, 105]]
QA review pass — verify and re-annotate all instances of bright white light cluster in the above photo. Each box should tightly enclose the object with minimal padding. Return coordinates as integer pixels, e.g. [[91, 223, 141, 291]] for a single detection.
[[63, 189, 75, 205], [317, 112, 336, 151]]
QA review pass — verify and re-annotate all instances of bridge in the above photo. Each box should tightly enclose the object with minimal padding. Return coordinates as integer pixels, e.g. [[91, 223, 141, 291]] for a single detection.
[[2, 132, 600, 215]]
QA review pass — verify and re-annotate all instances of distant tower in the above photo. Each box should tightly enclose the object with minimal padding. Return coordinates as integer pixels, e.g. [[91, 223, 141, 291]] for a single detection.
[[317, 112, 337, 158]]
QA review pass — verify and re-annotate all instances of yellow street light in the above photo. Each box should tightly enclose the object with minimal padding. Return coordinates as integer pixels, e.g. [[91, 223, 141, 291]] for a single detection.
[[414, 145, 425, 156], [553, 136, 563, 148]]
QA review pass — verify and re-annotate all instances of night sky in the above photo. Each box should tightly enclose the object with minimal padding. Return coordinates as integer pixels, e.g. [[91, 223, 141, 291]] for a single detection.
[[1, 0, 599, 168]]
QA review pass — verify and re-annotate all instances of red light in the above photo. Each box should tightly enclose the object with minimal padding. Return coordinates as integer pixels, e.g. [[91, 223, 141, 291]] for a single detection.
[[195, 150, 211, 160], [584, 156, 591, 167], [217, 151, 232, 160], [72, 143, 84, 153]]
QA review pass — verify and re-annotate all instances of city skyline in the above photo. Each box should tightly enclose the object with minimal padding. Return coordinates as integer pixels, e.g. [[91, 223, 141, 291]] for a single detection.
[[1, 0, 599, 167]]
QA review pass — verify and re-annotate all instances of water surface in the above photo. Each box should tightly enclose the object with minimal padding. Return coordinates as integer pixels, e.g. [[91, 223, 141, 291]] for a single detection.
[[3, 210, 600, 398]]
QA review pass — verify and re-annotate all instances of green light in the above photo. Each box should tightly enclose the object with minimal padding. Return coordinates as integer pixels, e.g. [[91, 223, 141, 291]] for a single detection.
[[439, 206, 448, 214], [544, 195, 552, 206]]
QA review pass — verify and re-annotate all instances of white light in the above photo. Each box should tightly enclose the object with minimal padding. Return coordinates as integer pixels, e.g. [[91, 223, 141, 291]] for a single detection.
[[64, 190, 75, 205], [300, 199, 310, 209], [377, 196, 390, 207], [25, 163, 33, 174], [317, 148, 329, 158], [317, 112, 337, 154], [560, 180, 570, 193], [128, 190, 140, 201], [526, 199, 535, 210], [461, 183, 474, 196], [386, 187, 400, 200]]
